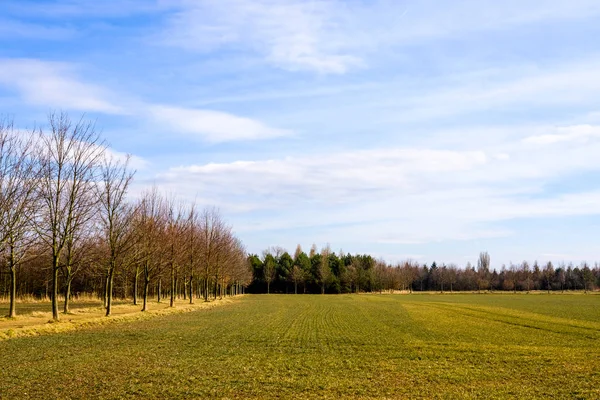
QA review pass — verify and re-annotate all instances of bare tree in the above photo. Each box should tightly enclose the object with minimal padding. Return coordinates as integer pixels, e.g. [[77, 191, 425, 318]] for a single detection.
[[36, 112, 105, 321], [98, 154, 135, 316], [184, 203, 199, 304], [199, 207, 226, 302], [521, 261, 531, 293], [477, 251, 491, 293], [133, 188, 165, 312], [0, 118, 38, 317], [544, 261, 554, 294], [164, 196, 185, 307]]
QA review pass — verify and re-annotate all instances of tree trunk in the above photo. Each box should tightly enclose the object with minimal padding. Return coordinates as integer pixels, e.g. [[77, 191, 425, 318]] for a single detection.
[[106, 267, 115, 317], [267, 281, 270, 294], [51, 256, 60, 321], [133, 272, 138, 305], [295, 280, 298, 294], [142, 278, 149, 311], [142, 264, 150, 311], [204, 276, 209, 302], [170, 265, 175, 308], [103, 273, 109, 309], [189, 274, 194, 304], [63, 274, 72, 314], [8, 265, 16, 318], [157, 278, 162, 303]]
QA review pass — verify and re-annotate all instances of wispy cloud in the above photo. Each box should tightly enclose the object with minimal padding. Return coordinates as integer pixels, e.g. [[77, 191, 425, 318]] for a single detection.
[[0, 58, 123, 113], [161, 0, 362, 73], [523, 125, 600, 145], [145, 119, 600, 250], [149, 105, 290, 143], [158, 0, 600, 74], [160, 148, 488, 201]]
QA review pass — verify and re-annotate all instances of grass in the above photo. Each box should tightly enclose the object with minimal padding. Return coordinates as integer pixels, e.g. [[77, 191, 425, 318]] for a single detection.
[[0, 297, 236, 340], [1, 294, 599, 399]]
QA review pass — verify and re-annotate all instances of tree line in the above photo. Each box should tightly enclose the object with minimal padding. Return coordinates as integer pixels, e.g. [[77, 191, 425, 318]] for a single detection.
[[248, 247, 600, 294], [0, 113, 251, 320]]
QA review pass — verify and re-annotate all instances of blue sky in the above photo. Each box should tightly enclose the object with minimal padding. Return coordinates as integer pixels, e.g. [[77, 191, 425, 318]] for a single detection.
[[2, 0, 600, 268]]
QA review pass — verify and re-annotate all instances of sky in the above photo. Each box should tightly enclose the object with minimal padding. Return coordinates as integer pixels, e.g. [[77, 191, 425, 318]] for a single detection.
[[2, 0, 600, 268]]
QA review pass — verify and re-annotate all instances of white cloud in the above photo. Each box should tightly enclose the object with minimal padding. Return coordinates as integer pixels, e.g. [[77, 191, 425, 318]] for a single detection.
[[0, 59, 123, 114], [161, 148, 488, 199], [149, 105, 290, 142], [161, 0, 362, 73], [104, 147, 148, 171], [141, 119, 600, 250], [159, 0, 600, 74], [378, 0, 600, 43], [523, 125, 600, 145], [366, 58, 600, 125]]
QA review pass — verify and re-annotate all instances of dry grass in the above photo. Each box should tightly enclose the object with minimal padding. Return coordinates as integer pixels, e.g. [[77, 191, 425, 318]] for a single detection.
[[0, 297, 240, 340]]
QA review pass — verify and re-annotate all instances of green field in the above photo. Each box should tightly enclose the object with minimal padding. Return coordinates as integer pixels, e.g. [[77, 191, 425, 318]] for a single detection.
[[1, 294, 599, 399]]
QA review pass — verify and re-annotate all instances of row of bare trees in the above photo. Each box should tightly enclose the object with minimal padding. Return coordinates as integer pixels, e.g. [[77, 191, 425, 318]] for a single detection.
[[0, 114, 251, 320]]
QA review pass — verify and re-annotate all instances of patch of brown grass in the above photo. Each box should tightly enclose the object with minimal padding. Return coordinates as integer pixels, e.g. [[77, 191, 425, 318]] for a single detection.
[[0, 297, 241, 341]]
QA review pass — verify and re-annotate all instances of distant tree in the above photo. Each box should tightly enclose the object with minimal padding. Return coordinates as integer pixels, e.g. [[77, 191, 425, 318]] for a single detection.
[[521, 261, 531, 293], [556, 264, 566, 293], [134, 188, 165, 311], [199, 207, 227, 302], [319, 245, 332, 294], [417, 265, 428, 292], [582, 263, 594, 293], [532, 261, 542, 290], [447, 264, 458, 293], [477, 251, 490, 293], [278, 252, 293, 293], [290, 264, 302, 294], [184, 203, 200, 304], [263, 253, 276, 294], [544, 261, 554, 293], [508, 263, 519, 293], [293, 244, 303, 261], [293, 251, 311, 293], [309, 243, 318, 258], [164, 197, 185, 307]]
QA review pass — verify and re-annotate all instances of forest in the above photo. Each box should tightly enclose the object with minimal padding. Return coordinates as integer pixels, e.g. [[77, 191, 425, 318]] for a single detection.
[[247, 246, 600, 294], [0, 114, 251, 320]]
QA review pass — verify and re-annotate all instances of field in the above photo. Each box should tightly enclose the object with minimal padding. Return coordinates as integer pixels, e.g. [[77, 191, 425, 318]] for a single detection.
[[1, 294, 599, 399]]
